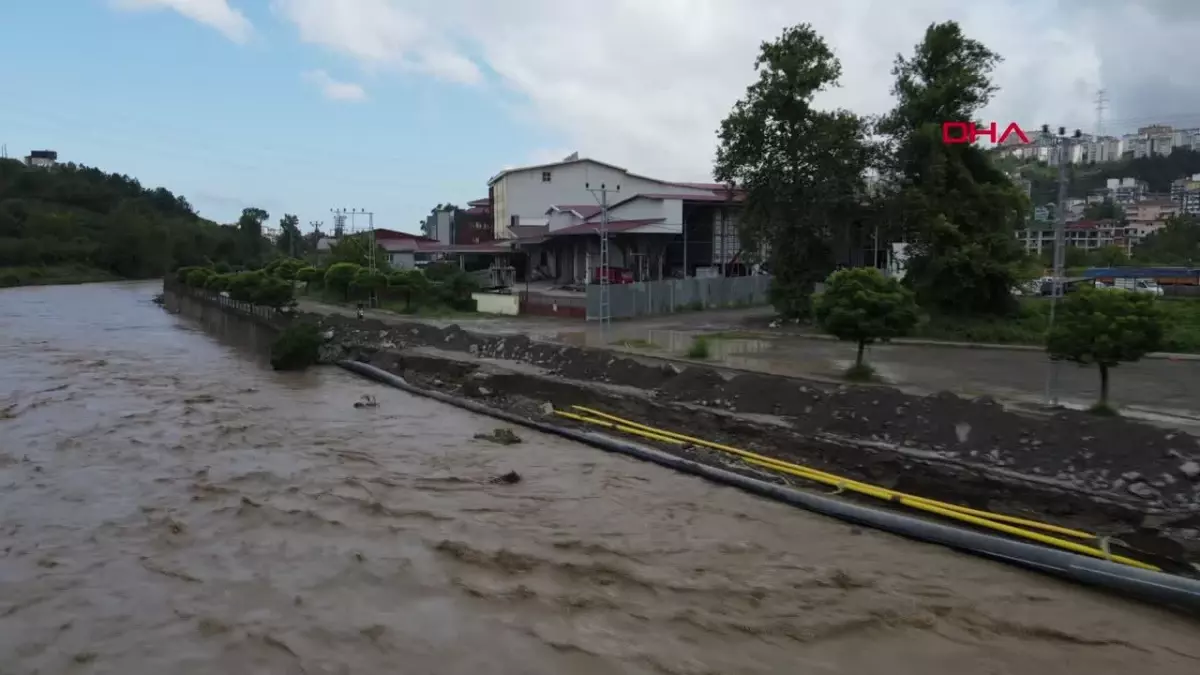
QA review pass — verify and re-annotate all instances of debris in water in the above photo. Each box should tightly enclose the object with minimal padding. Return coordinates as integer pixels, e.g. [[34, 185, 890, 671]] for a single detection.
[[353, 395, 378, 409], [488, 470, 522, 485], [474, 428, 522, 445]]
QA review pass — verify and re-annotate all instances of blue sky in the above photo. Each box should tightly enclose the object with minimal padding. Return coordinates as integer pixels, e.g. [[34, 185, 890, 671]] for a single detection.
[[0, 1, 559, 233], [2, 1, 1188, 234]]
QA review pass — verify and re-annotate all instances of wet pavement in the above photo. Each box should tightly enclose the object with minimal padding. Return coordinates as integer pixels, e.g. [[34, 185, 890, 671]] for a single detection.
[[6, 282, 1195, 673], [298, 300, 1200, 417]]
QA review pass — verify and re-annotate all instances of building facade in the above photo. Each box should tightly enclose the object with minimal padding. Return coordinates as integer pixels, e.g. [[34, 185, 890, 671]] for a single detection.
[[486, 155, 734, 239]]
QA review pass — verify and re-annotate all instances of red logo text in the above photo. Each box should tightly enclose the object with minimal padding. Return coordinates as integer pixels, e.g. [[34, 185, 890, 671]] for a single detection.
[[941, 122, 1030, 145]]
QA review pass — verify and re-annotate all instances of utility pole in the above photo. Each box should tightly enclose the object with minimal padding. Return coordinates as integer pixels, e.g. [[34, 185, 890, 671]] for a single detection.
[[308, 220, 323, 264], [1094, 89, 1109, 139], [331, 208, 377, 305], [1043, 125, 1083, 406], [331, 209, 346, 239], [587, 181, 620, 333]]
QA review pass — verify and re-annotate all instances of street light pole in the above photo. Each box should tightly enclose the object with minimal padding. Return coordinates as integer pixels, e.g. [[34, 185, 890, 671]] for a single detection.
[[1043, 125, 1082, 406]]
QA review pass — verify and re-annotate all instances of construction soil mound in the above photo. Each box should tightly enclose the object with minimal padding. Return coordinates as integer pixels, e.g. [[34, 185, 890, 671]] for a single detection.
[[311, 313, 1200, 565]]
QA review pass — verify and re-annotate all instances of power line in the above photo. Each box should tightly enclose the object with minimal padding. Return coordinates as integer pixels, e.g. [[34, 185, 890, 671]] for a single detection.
[[1095, 89, 1109, 138]]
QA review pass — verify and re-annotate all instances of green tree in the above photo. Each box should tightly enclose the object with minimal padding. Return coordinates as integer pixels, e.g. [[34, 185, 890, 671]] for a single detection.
[[324, 262, 360, 300], [267, 257, 304, 281], [328, 234, 390, 270], [814, 267, 919, 379], [252, 277, 295, 309], [1132, 214, 1200, 264], [276, 214, 304, 257], [227, 270, 267, 302], [714, 24, 877, 319], [0, 158, 251, 283], [879, 22, 1028, 316], [387, 270, 416, 310], [296, 266, 320, 293], [238, 207, 269, 265], [351, 267, 388, 299], [1088, 245, 1130, 268], [270, 322, 322, 371], [185, 268, 213, 288], [1046, 287, 1165, 412]]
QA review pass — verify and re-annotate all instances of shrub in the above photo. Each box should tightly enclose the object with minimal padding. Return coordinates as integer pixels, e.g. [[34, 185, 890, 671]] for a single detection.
[[1046, 287, 1165, 412], [814, 267, 919, 378], [270, 322, 323, 371]]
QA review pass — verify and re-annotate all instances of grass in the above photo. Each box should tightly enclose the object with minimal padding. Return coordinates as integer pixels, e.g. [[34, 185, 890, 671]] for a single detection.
[[685, 336, 712, 359], [914, 297, 1200, 353], [0, 264, 122, 288], [309, 288, 478, 319], [844, 362, 877, 382]]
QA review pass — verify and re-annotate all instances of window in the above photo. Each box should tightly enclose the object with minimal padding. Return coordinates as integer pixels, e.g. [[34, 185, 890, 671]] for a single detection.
[[541, 171, 552, 183]]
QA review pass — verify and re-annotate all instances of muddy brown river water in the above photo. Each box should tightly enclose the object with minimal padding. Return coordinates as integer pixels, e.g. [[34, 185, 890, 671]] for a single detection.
[[1, 281, 1198, 674]]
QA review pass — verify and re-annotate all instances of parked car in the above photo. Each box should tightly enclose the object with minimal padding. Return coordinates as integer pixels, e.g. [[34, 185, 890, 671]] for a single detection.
[[592, 267, 634, 284]]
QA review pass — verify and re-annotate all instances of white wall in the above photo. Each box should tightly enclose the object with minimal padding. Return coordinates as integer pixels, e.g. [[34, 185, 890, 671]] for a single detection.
[[605, 197, 683, 224], [472, 292, 520, 315], [492, 160, 713, 238], [388, 251, 416, 269], [548, 210, 583, 232]]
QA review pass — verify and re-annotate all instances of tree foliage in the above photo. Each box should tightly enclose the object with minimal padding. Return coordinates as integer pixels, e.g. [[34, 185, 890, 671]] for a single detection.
[[237, 207, 269, 265], [714, 24, 877, 319], [0, 159, 261, 281], [177, 262, 298, 310], [880, 22, 1029, 316], [324, 262, 359, 300], [1131, 214, 1200, 265], [814, 267, 919, 372], [276, 213, 305, 258], [1046, 287, 1165, 410]]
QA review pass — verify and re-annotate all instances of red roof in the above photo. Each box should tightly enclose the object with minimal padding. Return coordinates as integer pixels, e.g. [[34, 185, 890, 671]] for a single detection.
[[374, 228, 438, 242], [467, 197, 490, 207], [465, 206, 490, 216], [550, 218, 667, 236]]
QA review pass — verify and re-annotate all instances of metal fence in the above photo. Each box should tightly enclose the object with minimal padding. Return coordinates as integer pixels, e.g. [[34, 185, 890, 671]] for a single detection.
[[586, 275, 772, 320]]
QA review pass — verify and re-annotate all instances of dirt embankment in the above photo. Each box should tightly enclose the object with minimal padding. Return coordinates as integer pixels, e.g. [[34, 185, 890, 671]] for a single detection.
[[311, 313, 1200, 564]]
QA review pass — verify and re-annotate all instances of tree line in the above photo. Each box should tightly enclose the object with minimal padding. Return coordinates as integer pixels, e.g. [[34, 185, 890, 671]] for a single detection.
[[718, 21, 1167, 413]]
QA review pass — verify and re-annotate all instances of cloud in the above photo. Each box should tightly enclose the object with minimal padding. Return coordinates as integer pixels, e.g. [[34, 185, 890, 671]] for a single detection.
[[272, 0, 482, 85], [269, 0, 1200, 181], [302, 69, 368, 102], [110, 0, 253, 44]]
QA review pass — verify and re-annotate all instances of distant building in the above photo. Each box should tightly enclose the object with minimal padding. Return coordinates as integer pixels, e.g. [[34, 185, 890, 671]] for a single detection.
[[24, 149, 58, 168], [1103, 177, 1148, 205], [1171, 174, 1200, 215]]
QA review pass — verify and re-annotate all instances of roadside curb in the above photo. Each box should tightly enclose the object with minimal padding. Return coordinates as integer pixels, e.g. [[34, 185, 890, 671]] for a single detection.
[[726, 330, 1200, 362]]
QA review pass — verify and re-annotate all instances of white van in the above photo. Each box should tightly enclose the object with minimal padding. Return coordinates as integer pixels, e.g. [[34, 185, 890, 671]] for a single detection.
[[1104, 278, 1164, 296]]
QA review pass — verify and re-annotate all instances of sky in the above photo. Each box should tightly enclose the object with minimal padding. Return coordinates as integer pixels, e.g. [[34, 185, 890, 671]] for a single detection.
[[2, 0, 1200, 233]]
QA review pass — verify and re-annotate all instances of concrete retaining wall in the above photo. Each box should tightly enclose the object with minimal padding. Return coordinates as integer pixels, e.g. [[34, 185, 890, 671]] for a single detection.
[[471, 292, 520, 316]]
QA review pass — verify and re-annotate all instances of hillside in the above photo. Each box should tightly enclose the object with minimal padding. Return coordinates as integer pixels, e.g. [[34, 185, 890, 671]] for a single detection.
[[997, 148, 1200, 205], [0, 159, 249, 287]]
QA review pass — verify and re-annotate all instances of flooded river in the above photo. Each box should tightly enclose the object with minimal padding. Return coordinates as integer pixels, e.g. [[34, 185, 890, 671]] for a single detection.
[[2, 281, 1198, 674]]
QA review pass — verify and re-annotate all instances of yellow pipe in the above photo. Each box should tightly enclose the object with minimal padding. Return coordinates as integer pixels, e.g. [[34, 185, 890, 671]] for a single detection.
[[572, 405, 1093, 540], [558, 407, 1159, 571]]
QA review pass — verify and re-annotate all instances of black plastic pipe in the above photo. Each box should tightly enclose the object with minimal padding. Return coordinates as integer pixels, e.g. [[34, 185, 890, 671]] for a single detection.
[[338, 359, 1200, 616]]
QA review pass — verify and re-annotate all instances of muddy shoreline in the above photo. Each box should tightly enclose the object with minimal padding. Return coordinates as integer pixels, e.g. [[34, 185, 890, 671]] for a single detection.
[[296, 312, 1200, 566]]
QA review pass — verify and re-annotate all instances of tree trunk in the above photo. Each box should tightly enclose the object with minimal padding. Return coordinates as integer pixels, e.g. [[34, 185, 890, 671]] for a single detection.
[[855, 340, 866, 368], [1099, 363, 1110, 408]]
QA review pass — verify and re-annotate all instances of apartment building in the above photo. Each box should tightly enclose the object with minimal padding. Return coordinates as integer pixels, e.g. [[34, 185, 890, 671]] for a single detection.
[[1017, 219, 1131, 254], [1171, 174, 1200, 215], [1125, 197, 1178, 242], [1104, 177, 1148, 205]]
